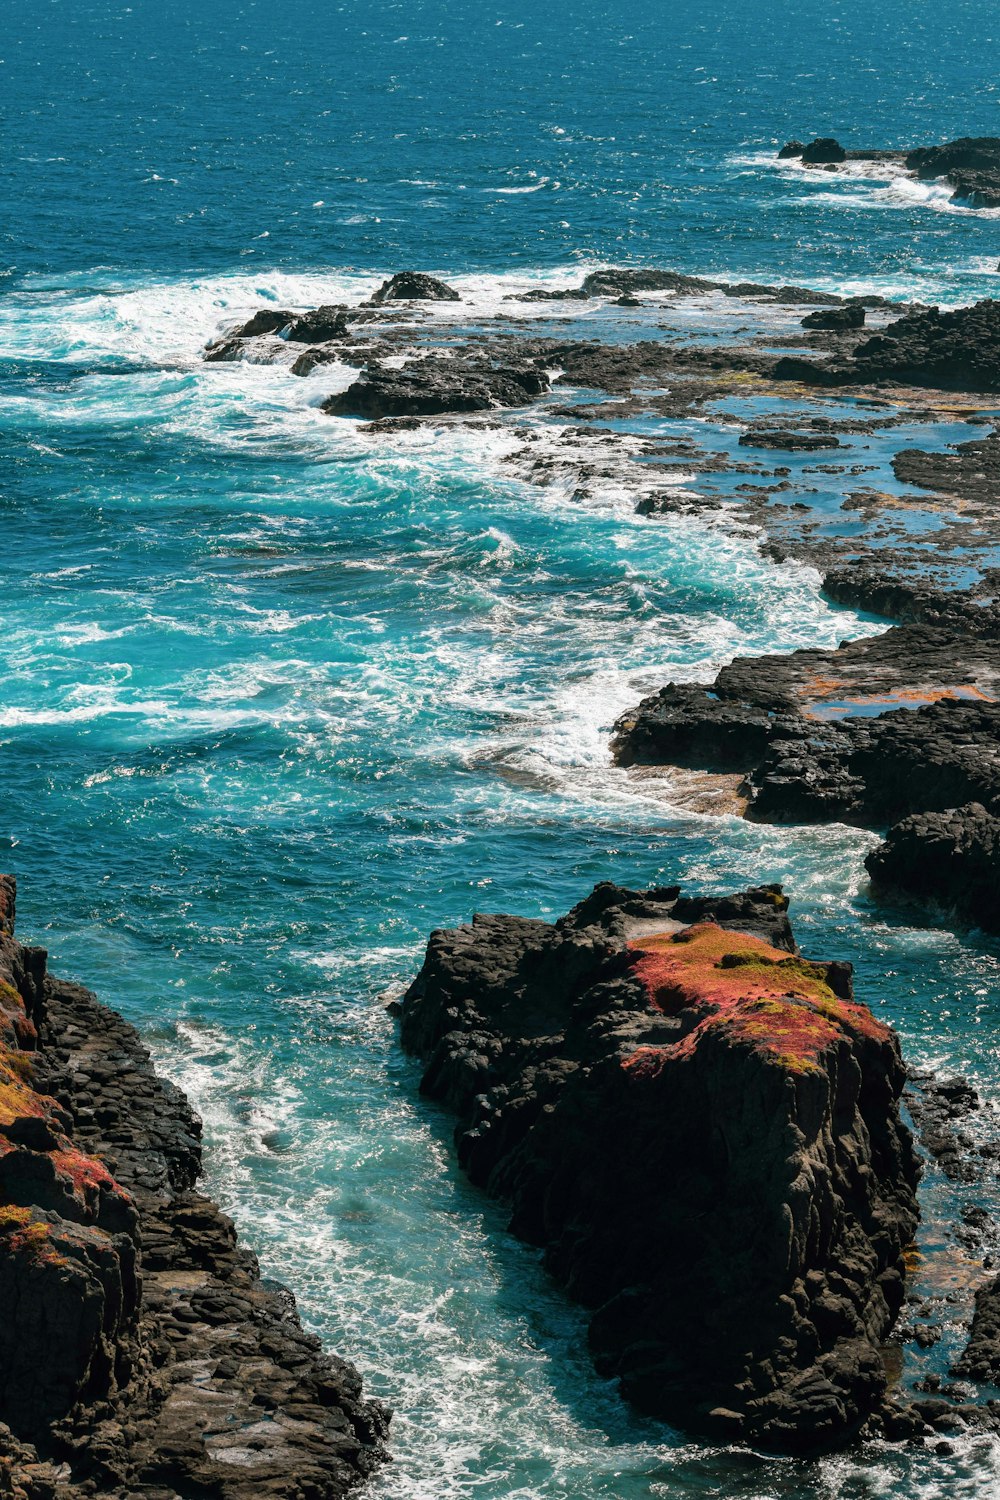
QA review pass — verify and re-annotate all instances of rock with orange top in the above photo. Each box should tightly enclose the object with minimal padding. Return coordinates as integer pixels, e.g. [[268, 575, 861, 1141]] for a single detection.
[[399, 880, 920, 1452]]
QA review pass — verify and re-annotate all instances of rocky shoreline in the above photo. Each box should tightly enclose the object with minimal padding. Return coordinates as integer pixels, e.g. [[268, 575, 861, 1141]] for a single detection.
[[0, 877, 388, 1500], [4, 250, 978, 1476], [203, 262, 1000, 933], [778, 135, 1000, 211]]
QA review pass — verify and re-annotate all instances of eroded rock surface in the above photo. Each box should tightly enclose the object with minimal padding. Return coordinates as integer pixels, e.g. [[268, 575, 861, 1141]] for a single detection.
[[399, 881, 919, 1452], [0, 877, 388, 1499]]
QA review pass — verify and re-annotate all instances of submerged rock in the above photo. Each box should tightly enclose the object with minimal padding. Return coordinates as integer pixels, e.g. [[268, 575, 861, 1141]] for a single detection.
[[369, 271, 460, 303], [399, 881, 919, 1452]]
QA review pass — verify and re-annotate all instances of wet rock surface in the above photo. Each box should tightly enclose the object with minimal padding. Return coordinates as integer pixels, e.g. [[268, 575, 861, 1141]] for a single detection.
[[0, 878, 388, 1499], [775, 300, 1000, 392], [323, 358, 549, 419], [197, 271, 1000, 936], [778, 134, 1000, 209], [368, 271, 459, 303], [399, 880, 921, 1452]]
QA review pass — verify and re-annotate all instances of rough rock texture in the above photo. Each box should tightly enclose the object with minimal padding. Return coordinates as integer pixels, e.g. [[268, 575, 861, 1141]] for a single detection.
[[0, 877, 388, 1499], [283, 307, 352, 343], [398, 881, 919, 1452], [866, 804, 1000, 929], [801, 138, 847, 164], [801, 305, 866, 331], [613, 626, 1000, 930], [955, 1275, 1000, 1382], [778, 136, 1000, 208], [323, 359, 549, 419], [906, 137, 1000, 208], [738, 428, 841, 451], [369, 272, 459, 304], [775, 300, 1000, 392]]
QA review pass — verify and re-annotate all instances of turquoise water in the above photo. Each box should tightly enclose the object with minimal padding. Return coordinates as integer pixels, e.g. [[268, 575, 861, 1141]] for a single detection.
[[4, 3, 1000, 1496]]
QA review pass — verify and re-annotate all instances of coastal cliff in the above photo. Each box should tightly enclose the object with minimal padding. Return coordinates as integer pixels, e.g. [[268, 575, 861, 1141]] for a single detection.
[[0, 877, 388, 1500], [398, 881, 920, 1452]]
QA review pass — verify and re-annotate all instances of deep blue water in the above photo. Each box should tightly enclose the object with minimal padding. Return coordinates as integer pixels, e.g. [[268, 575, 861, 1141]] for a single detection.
[[4, 3, 1000, 1496]]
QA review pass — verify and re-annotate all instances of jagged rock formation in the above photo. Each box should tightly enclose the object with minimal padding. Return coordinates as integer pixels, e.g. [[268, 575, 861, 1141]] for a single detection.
[[866, 805, 1000, 929], [369, 272, 459, 303], [0, 877, 388, 1499], [777, 135, 1000, 208], [775, 300, 1000, 392], [613, 623, 1000, 931], [398, 881, 919, 1452]]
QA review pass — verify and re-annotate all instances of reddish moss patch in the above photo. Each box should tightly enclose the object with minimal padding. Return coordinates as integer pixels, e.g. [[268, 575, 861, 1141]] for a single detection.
[[625, 923, 889, 1077], [51, 1146, 124, 1210]]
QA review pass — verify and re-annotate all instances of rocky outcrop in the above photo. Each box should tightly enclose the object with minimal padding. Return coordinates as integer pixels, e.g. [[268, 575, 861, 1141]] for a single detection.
[[906, 137, 1000, 208], [612, 623, 1000, 931], [398, 881, 919, 1452], [777, 135, 1000, 208], [738, 428, 840, 451], [801, 138, 847, 164], [0, 877, 388, 1499], [775, 300, 1000, 392], [323, 359, 549, 419], [369, 272, 459, 304], [801, 305, 865, 331], [866, 804, 1000, 929]]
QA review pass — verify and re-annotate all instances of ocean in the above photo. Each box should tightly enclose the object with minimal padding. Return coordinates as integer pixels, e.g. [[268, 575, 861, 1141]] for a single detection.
[[3, 1, 1000, 1494]]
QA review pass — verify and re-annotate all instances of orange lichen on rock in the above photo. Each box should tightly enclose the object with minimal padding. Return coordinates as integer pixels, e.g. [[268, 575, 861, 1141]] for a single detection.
[[0, 1053, 49, 1127], [0, 1205, 66, 1268], [802, 683, 993, 720], [625, 923, 889, 1077], [0, 979, 36, 1051]]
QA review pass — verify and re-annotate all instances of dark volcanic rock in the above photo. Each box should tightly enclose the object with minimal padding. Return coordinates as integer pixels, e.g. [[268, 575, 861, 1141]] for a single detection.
[[612, 625, 1000, 930], [232, 308, 296, 337], [775, 299, 1000, 392], [801, 138, 847, 164], [802, 305, 866, 331], [399, 881, 919, 1452], [582, 268, 720, 297], [778, 140, 805, 159], [323, 359, 549, 419], [739, 428, 841, 451], [284, 306, 351, 342], [0, 877, 388, 1499], [506, 287, 591, 302], [955, 1272, 1000, 1382], [369, 271, 459, 304], [866, 803, 1000, 930], [906, 137, 1000, 207]]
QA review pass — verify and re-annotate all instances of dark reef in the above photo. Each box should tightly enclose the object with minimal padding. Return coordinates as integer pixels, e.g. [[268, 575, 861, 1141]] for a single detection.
[[0, 877, 388, 1500]]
